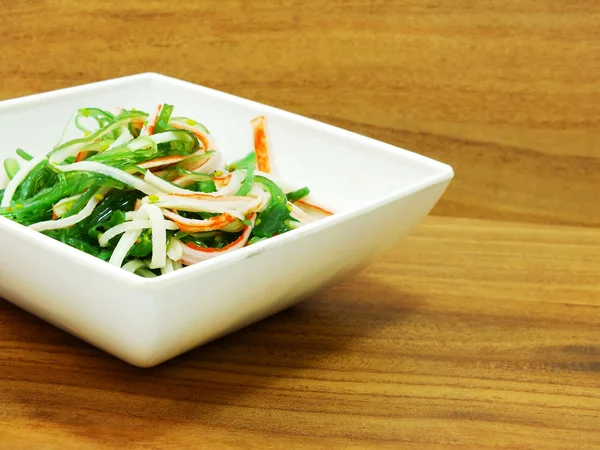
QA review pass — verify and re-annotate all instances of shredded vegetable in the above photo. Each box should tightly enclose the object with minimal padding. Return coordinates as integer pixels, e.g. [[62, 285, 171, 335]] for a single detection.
[[0, 104, 333, 276]]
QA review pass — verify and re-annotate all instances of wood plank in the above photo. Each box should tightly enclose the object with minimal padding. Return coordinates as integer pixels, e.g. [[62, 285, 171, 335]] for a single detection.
[[1, 1, 599, 225]]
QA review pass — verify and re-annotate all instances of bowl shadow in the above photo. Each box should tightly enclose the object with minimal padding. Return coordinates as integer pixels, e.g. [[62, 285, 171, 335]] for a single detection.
[[1, 275, 422, 445]]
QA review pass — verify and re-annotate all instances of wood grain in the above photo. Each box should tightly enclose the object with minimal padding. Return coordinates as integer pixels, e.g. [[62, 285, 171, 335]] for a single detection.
[[1, 1, 599, 448], [2, 0, 600, 226]]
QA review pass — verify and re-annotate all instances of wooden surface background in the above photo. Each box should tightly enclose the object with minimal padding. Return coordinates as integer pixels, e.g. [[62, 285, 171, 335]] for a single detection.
[[1, 1, 599, 448]]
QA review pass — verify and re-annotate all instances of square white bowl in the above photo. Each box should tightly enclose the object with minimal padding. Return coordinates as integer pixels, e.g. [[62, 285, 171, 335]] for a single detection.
[[0, 73, 453, 367]]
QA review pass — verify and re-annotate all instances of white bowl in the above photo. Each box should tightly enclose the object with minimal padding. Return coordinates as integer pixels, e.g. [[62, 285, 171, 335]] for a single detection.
[[0, 73, 453, 367]]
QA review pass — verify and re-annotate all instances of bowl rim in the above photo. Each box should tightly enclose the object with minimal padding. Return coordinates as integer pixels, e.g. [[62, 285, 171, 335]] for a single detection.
[[0, 72, 454, 289]]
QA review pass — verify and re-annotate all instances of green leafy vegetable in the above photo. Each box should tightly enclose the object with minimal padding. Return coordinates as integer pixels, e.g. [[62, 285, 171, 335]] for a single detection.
[[248, 235, 266, 245], [153, 104, 174, 134], [229, 152, 256, 196], [255, 175, 286, 206], [252, 202, 295, 238], [128, 229, 153, 257], [3, 158, 19, 180], [75, 108, 116, 136], [16, 148, 33, 161], [88, 139, 158, 168], [286, 187, 310, 203], [156, 130, 199, 157], [198, 180, 217, 193], [82, 190, 141, 240], [250, 175, 297, 238]]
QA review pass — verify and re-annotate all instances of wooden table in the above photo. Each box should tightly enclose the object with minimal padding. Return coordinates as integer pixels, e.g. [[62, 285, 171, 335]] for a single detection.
[[1, 1, 599, 448]]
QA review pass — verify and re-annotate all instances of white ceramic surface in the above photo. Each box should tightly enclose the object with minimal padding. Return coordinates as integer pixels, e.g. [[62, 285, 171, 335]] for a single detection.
[[0, 73, 453, 367]]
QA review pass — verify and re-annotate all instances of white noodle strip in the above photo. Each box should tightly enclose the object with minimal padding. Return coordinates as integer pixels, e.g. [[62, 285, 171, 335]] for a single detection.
[[149, 131, 190, 145], [52, 194, 83, 217], [51, 124, 123, 165], [137, 269, 157, 278], [122, 259, 147, 273], [109, 207, 148, 267], [216, 170, 245, 197], [51, 143, 85, 165], [29, 193, 102, 232], [107, 129, 134, 150], [1, 155, 47, 208], [144, 171, 194, 195], [145, 195, 254, 219], [52, 161, 160, 195], [143, 203, 168, 269], [166, 237, 183, 261], [108, 204, 172, 269], [54, 194, 82, 209], [126, 136, 156, 152], [161, 257, 174, 275], [99, 219, 178, 247]]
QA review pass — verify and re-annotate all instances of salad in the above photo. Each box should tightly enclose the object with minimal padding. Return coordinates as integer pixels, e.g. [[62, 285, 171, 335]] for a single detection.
[[0, 105, 331, 277]]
